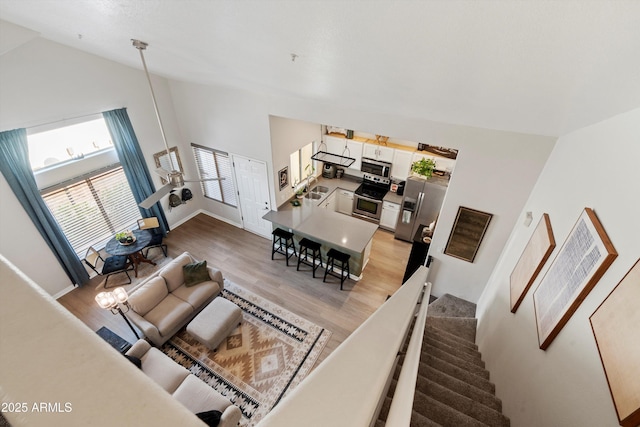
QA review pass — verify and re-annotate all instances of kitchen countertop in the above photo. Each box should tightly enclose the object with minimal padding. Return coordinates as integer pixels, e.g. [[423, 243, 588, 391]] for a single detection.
[[264, 175, 379, 254]]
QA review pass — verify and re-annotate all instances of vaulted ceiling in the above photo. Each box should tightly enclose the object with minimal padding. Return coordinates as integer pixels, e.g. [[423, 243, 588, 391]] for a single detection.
[[1, 0, 639, 137]]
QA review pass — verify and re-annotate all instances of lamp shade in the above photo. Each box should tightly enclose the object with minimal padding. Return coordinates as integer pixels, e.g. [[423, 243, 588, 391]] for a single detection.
[[95, 292, 117, 309], [112, 287, 129, 304]]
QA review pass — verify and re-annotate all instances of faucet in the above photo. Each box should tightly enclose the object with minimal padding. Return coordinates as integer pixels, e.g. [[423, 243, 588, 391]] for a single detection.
[[306, 173, 317, 193]]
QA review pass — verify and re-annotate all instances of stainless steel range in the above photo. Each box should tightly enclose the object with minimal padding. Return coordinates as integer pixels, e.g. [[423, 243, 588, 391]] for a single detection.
[[352, 173, 391, 222]]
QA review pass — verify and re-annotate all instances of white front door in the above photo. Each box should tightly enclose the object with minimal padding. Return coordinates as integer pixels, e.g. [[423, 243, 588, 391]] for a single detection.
[[232, 155, 272, 239]]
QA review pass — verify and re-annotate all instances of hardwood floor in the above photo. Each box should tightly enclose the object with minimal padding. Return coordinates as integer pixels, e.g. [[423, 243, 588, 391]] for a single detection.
[[57, 213, 412, 365]]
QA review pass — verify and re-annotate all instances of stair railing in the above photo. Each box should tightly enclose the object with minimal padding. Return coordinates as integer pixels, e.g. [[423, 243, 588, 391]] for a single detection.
[[384, 280, 431, 425], [256, 266, 430, 427]]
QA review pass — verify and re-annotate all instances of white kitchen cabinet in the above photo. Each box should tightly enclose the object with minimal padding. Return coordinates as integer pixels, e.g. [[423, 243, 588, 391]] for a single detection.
[[380, 201, 401, 231], [324, 135, 363, 170], [319, 190, 337, 211], [391, 149, 414, 180], [363, 143, 394, 163], [336, 188, 354, 215]]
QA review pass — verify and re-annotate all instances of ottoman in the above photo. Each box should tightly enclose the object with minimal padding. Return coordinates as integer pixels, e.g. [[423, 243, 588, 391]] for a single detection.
[[187, 298, 243, 351]]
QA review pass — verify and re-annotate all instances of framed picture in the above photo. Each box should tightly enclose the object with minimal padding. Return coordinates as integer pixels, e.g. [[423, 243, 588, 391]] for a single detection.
[[510, 213, 556, 313], [590, 258, 640, 427], [444, 206, 493, 263], [153, 147, 183, 184], [279, 166, 288, 190], [533, 208, 617, 350]]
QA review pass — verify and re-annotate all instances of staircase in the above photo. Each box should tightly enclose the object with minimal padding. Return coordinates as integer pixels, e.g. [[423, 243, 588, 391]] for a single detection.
[[377, 294, 510, 427]]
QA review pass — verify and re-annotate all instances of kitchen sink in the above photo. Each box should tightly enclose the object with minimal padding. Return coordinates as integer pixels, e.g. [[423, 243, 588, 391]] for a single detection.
[[305, 192, 323, 200], [311, 185, 329, 193]]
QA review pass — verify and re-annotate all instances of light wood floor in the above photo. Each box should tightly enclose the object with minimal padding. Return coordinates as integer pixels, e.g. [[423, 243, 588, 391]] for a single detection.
[[57, 213, 412, 365]]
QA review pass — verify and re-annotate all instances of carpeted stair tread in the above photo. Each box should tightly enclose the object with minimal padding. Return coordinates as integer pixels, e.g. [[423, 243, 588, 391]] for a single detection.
[[378, 395, 393, 421], [424, 326, 480, 354], [419, 356, 495, 394], [420, 364, 502, 412], [422, 343, 490, 379], [424, 335, 485, 367], [426, 317, 477, 343], [428, 294, 477, 318], [416, 375, 509, 426], [413, 388, 488, 427], [411, 410, 444, 427], [375, 420, 386, 427]]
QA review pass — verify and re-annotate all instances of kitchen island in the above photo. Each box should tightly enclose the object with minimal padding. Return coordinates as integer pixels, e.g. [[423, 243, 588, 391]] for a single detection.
[[262, 188, 378, 279]]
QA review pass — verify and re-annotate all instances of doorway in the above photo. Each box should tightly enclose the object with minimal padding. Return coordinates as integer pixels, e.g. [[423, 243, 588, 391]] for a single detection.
[[232, 155, 272, 239]]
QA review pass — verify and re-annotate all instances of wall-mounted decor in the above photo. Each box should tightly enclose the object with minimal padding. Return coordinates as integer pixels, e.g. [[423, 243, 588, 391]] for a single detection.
[[590, 258, 640, 427], [533, 208, 617, 350], [279, 166, 288, 190], [444, 206, 493, 263], [510, 213, 556, 313]]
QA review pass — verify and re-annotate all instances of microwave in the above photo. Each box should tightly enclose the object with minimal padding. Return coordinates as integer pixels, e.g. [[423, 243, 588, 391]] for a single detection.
[[360, 157, 391, 178]]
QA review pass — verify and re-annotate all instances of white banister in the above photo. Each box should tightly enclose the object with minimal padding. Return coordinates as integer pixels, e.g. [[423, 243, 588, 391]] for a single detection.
[[257, 266, 429, 427], [385, 281, 431, 426]]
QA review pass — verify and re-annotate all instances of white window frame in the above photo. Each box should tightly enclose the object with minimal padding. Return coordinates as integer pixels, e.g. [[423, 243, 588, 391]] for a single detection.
[[191, 143, 237, 207], [40, 164, 141, 257]]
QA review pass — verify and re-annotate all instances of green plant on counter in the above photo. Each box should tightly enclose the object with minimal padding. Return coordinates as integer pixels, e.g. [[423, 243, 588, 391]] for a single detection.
[[411, 157, 436, 179]]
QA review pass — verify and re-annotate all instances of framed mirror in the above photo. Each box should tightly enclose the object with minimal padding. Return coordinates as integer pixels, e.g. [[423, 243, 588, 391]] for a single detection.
[[153, 147, 183, 184]]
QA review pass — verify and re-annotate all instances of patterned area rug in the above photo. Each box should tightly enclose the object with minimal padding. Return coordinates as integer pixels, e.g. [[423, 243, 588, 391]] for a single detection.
[[161, 280, 331, 426]]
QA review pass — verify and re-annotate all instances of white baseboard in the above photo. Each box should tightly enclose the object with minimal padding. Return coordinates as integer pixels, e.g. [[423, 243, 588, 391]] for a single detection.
[[171, 209, 243, 230], [53, 284, 76, 300]]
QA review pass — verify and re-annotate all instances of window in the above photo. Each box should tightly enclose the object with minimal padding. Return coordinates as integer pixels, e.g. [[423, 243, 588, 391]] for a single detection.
[[41, 165, 140, 257], [191, 144, 237, 207], [290, 141, 314, 187], [27, 117, 113, 171], [27, 116, 141, 258]]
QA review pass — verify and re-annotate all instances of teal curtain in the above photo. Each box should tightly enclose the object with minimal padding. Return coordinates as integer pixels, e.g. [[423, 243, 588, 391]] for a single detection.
[[103, 108, 169, 235], [0, 128, 90, 285]]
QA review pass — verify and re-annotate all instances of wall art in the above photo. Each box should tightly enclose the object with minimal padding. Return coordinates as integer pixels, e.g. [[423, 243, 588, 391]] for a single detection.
[[444, 206, 493, 263], [533, 208, 617, 350], [510, 213, 556, 312], [590, 258, 640, 427], [279, 166, 288, 190]]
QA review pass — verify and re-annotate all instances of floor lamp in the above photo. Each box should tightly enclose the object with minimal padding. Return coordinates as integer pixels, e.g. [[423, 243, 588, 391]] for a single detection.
[[95, 288, 140, 339]]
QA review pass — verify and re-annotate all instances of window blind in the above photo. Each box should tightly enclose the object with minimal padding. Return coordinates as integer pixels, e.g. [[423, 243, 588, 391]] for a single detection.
[[41, 166, 140, 257], [191, 144, 237, 207]]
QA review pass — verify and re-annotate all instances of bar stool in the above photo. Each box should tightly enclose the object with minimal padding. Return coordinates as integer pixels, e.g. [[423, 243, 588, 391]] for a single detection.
[[271, 228, 296, 266], [297, 238, 323, 278], [324, 248, 351, 290]]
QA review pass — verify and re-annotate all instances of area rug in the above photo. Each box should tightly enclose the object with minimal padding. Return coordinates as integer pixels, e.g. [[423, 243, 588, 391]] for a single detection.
[[161, 280, 331, 426]]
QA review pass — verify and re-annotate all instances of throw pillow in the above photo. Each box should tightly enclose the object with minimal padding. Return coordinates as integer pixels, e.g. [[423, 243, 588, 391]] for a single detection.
[[124, 355, 142, 369], [183, 260, 211, 287], [195, 410, 222, 427]]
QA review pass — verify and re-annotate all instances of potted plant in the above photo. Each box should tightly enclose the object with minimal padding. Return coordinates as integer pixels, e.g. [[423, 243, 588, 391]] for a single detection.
[[411, 157, 436, 179]]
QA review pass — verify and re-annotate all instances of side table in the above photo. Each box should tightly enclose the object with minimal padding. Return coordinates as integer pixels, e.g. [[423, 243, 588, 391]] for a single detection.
[[96, 326, 132, 354]]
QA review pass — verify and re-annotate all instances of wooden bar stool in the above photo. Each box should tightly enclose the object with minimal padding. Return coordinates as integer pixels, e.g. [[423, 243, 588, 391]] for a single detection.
[[271, 228, 296, 266], [297, 238, 323, 278], [324, 248, 351, 290]]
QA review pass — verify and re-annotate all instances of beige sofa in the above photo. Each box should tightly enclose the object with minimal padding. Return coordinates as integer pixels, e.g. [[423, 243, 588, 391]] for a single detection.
[[126, 339, 242, 427], [126, 252, 223, 346]]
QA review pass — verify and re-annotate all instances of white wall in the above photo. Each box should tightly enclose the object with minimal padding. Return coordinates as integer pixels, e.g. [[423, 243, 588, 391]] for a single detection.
[[476, 108, 640, 427], [0, 37, 196, 294]]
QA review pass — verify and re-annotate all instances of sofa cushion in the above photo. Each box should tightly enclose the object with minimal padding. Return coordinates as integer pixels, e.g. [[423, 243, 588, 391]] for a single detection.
[[183, 260, 211, 287], [144, 294, 194, 336], [140, 347, 190, 394], [172, 281, 220, 309], [172, 374, 232, 414], [129, 276, 169, 316], [160, 253, 194, 292]]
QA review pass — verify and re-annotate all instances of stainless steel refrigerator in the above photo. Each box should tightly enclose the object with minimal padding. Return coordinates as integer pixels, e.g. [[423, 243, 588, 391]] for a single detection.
[[394, 176, 447, 242]]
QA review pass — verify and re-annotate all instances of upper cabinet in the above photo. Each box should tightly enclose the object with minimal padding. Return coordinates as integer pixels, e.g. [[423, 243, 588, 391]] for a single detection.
[[325, 135, 363, 171], [362, 143, 394, 163], [391, 150, 414, 180]]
